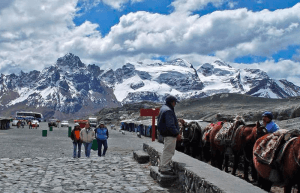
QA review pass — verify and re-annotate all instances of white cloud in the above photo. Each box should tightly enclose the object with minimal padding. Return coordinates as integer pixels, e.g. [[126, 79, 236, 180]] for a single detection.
[[171, 0, 225, 13], [78, 0, 144, 11], [0, 0, 300, 87], [227, 1, 238, 9]]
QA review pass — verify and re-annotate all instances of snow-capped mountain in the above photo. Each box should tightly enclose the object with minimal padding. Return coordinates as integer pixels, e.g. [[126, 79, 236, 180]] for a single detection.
[[0, 53, 119, 119], [196, 61, 300, 98], [1, 53, 300, 119], [102, 58, 300, 103], [101, 59, 204, 103]]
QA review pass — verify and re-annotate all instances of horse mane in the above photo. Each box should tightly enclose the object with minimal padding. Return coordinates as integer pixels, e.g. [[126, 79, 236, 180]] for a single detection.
[[245, 124, 256, 127]]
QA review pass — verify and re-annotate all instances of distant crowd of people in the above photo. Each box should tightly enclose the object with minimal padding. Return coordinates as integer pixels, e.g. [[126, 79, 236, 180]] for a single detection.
[[16, 119, 36, 129], [70, 121, 109, 158]]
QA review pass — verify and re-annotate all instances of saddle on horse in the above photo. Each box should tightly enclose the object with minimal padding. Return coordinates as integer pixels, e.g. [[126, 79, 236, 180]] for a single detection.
[[254, 129, 300, 165], [215, 122, 234, 146]]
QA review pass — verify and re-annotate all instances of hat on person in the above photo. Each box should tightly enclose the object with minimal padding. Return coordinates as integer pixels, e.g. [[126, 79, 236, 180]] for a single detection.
[[74, 123, 79, 126], [100, 121, 105, 125], [262, 112, 273, 120], [165, 95, 179, 103]]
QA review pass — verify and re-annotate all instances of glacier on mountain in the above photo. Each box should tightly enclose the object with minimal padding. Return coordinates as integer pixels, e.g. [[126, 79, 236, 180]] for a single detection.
[[0, 53, 300, 118]]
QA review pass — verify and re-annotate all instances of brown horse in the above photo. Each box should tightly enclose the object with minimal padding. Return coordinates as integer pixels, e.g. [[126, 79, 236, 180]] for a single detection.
[[176, 118, 186, 153], [253, 133, 300, 192], [230, 121, 268, 182], [209, 121, 225, 169], [210, 120, 246, 172]]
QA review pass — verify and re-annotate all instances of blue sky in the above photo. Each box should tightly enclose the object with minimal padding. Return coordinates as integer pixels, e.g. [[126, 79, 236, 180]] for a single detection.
[[74, 0, 300, 64], [0, 0, 300, 85]]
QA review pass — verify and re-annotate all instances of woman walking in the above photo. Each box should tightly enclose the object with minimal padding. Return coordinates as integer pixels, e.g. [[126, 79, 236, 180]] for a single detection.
[[70, 123, 82, 158], [95, 122, 109, 157]]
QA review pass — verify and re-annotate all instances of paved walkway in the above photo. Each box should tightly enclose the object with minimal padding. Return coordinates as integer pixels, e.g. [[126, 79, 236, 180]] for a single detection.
[[0, 123, 180, 193], [0, 154, 171, 193]]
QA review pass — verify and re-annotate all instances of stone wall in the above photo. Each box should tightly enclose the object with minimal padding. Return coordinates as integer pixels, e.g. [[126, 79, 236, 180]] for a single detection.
[[143, 142, 266, 193]]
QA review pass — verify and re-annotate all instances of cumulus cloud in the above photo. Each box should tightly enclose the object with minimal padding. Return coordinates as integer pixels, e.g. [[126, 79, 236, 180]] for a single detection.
[[0, 0, 300, 87], [171, 0, 225, 13], [78, 0, 144, 11]]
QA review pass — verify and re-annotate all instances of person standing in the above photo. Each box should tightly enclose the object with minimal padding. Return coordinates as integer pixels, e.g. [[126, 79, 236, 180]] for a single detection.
[[80, 122, 95, 158], [70, 123, 82, 158], [28, 121, 32, 129], [95, 122, 109, 157], [262, 112, 279, 133], [157, 95, 180, 175]]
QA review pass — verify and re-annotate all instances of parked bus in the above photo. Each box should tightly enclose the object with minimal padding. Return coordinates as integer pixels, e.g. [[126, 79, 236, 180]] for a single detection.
[[15, 111, 44, 122]]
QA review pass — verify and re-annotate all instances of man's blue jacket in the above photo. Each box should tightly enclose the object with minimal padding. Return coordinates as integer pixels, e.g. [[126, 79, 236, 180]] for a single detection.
[[157, 103, 180, 137], [95, 127, 109, 140]]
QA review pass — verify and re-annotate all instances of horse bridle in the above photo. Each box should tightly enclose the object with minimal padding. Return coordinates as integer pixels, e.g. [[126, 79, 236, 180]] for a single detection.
[[183, 122, 200, 143], [255, 125, 268, 140], [240, 123, 268, 163]]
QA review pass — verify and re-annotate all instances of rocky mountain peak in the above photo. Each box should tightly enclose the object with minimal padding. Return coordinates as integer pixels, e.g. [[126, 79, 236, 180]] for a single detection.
[[56, 53, 85, 69], [213, 60, 232, 68], [166, 58, 193, 68]]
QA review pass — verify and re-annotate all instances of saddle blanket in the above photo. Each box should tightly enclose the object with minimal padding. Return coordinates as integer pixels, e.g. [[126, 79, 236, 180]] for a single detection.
[[254, 129, 288, 165], [215, 122, 234, 145], [202, 123, 214, 145]]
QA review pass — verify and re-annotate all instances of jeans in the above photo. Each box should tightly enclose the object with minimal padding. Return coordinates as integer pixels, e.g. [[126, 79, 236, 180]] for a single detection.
[[83, 142, 93, 157], [73, 142, 82, 158], [97, 139, 108, 156]]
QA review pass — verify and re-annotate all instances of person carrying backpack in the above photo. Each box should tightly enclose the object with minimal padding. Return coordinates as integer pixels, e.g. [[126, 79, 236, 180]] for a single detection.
[[95, 122, 109, 157], [70, 123, 82, 158]]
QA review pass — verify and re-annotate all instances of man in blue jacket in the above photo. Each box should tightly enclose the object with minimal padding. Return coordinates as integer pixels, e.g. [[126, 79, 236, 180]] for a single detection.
[[262, 112, 279, 133], [157, 95, 180, 175], [95, 122, 109, 157]]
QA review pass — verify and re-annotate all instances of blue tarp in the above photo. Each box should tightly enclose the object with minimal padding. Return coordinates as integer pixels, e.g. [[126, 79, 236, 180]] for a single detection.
[[120, 122, 129, 131], [146, 125, 151, 137], [128, 123, 135, 132], [138, 124, 144, 135]]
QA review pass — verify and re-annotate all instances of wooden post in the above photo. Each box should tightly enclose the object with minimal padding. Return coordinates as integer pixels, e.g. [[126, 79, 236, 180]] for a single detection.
[[140, 108, 160, 141]]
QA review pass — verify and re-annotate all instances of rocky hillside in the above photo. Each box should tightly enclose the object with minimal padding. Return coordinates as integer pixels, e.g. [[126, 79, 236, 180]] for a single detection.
[[96, 93, 300, 126]]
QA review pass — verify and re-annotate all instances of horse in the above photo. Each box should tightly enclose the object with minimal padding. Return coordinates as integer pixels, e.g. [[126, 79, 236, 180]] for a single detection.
[[230, 121, 268, 182], [209, 121, 225, 169], [253, 130, 300, 192], [201, 122, 217, 162], [181, 121, 203, 159], [176, 118, 186, 153], [210, 119, 246, 172]]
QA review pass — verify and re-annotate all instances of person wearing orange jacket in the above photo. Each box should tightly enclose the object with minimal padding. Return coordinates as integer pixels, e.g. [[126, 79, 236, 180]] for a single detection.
[[70, 123, 82, 158]]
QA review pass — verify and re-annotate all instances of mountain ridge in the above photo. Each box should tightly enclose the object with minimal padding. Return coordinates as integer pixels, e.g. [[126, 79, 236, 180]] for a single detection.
[[0, 53, 300, 119]]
